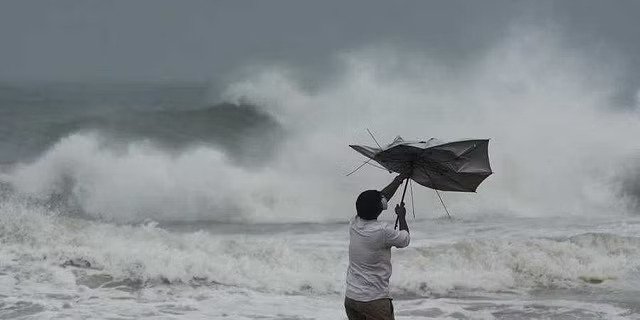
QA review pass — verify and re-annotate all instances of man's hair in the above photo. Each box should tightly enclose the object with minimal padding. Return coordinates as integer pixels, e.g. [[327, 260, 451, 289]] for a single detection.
[[356, 190, 383, 220]]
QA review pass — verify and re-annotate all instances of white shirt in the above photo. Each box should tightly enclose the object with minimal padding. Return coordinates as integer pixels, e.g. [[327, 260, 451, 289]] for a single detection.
[[345, 216, 410, 301]]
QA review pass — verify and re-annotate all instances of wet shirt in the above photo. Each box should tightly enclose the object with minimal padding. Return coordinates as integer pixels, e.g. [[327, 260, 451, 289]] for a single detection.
[[345, 216, 410, 302]]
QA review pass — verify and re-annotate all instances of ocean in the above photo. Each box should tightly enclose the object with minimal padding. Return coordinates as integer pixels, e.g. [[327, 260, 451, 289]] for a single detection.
[[1, 51, 640, 320], [3, 194, 640, 319]]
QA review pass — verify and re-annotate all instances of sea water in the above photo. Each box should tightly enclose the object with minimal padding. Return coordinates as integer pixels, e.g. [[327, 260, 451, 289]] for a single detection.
[[2, 29, 640, 318], [2, 198, 640, 319]]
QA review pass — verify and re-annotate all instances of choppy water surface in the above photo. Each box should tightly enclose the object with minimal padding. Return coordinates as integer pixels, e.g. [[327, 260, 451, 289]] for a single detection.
[[2, 197, 640, 319]]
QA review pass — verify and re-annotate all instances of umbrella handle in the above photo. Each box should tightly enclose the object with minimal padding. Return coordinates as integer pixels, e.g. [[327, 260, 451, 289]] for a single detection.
[[394, 178, 410, 230]]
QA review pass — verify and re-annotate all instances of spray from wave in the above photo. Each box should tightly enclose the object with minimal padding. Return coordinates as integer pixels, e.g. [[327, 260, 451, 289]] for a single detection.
[[2, 25, 640, 223]]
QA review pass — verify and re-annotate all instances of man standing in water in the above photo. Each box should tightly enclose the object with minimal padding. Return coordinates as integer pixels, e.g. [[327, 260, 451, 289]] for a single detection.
[[345, 174, 410, 320]]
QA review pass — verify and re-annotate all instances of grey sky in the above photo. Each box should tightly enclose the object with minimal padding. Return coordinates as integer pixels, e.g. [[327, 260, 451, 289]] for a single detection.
[[1, 0, 639, 92]]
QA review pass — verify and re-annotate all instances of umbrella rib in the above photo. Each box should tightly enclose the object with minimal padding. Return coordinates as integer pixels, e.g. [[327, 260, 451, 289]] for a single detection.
[[434, 189, 452, 218], [379, 157, 473, 190], [379, 154, 459, 166], [417, 150, 463, 165], [422, 142, 484, 165], [345, 159, 372, 176], [366, 162, 387, 171], [421, 169, 453, 218], [409, 179, 415, 219], [346, 158, 388, 176], [418, 165, 466, 191], [366, 128, 383, 149]]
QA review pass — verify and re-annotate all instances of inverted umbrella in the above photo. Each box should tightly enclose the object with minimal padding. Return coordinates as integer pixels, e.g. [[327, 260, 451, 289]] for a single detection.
[[350, 136, 492, 221]]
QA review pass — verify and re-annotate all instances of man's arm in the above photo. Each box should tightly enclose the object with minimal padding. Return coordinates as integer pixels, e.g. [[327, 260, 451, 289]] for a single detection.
[[395, 202, 409, 233], [380, 174, 409, 201]]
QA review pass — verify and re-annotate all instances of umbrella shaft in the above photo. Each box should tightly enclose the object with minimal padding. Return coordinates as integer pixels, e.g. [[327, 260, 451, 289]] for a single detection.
[[400, 178, 410, 203]]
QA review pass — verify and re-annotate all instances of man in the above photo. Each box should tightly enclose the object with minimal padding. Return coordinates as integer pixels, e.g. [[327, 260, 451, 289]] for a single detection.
[[345, 174, 410, 320]]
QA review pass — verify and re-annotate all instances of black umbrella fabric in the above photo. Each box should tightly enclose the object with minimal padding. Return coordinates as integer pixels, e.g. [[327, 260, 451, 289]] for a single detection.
[[350, 136, 492, 192]]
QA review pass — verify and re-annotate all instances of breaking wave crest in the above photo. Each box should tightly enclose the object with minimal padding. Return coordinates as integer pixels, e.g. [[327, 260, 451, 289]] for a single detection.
[[2, 196, 640, 297], [394, 233, 640, 296], [1, 25, 640, 224]]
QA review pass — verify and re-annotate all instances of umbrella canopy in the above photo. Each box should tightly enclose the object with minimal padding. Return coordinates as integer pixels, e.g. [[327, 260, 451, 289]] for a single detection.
[[350, 136, 492, 192]]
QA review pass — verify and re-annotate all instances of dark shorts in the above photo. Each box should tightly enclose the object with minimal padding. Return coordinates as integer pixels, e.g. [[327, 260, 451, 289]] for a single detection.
[[344, 296, 395, 320]]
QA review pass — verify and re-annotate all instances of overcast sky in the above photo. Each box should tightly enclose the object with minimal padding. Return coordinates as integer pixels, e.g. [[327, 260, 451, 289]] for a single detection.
[[1, 0, 639, 92]]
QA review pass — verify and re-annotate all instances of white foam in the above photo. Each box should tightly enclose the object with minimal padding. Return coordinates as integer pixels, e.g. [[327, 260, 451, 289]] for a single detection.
[[222, 25, 640, 220], [3, 196, 640, 297], [3, 25, 639, 223]]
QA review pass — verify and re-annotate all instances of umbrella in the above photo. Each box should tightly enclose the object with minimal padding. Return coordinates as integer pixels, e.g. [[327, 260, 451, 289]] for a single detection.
[[349, 136, 492, 220]]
